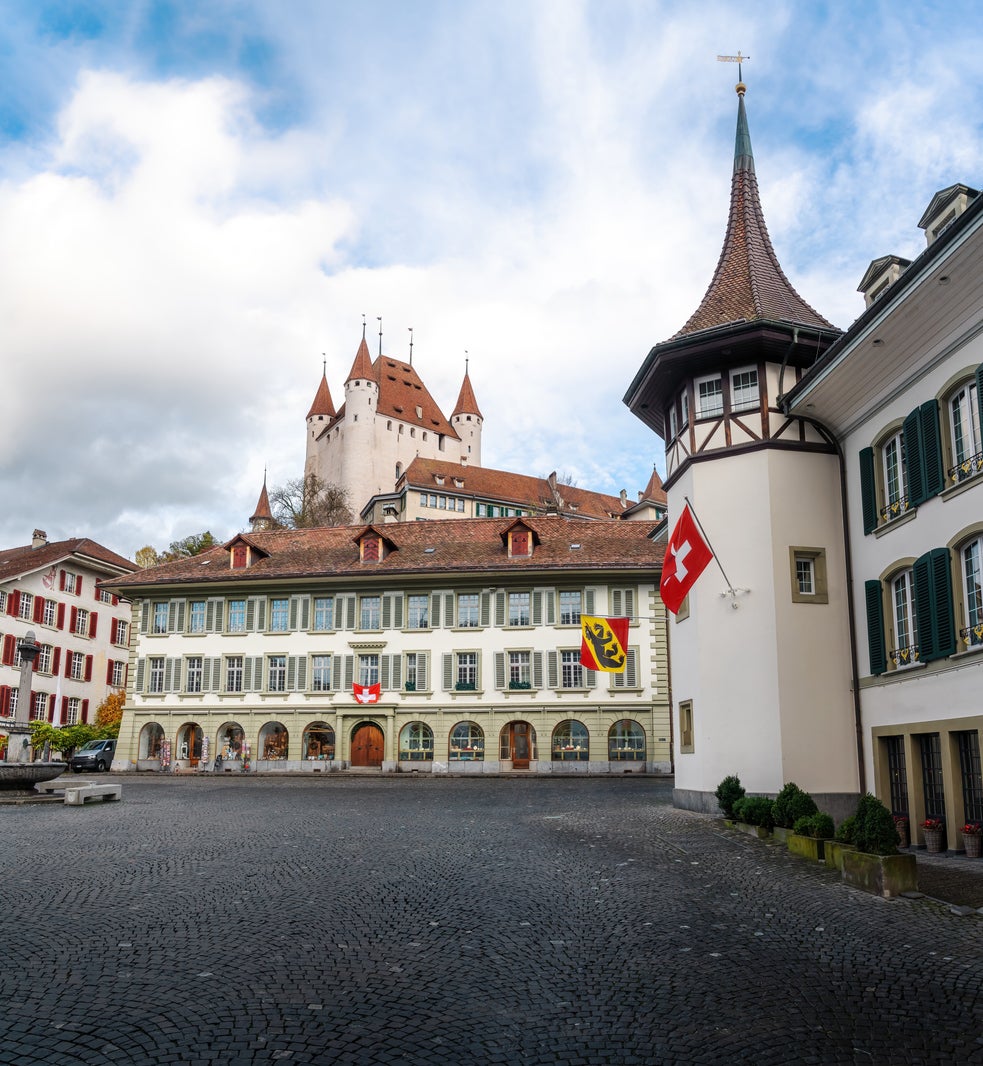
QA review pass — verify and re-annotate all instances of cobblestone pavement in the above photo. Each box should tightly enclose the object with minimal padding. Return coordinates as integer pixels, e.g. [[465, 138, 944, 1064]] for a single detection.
[[2, 776, 982, 1065]]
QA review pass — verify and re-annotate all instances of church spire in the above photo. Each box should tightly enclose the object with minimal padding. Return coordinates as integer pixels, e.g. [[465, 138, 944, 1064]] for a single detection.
[[674, 79, 835, 338], [250, 473, 275, 532]]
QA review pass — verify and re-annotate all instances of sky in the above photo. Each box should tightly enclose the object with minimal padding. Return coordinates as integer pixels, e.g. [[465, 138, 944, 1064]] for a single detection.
[[2, 0, 983, 560]]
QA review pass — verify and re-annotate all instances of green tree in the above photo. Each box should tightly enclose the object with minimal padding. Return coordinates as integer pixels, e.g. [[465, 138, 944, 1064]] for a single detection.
[[134, 545, 160, 569], [160, 531, 218, 562], [269, 474, 352, 528]]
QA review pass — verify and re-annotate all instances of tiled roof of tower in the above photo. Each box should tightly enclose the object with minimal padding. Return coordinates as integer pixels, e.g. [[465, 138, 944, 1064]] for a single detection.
[[345, 336, 375, 383], [673, 85, 835, 339], [0, 538, 135, 582], [250, 479, 273, 524], [103, 517, 664, 589], [374, 357, 458, 438], [306, 373, 335, 419], [451, 370, 483, 419], [401, 457, 643, 519], [641, 466, 664, 501]]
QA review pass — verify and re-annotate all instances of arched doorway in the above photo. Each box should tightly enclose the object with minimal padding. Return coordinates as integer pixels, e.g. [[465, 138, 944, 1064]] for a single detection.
[[500, 721, 537, 770], [351, 722, 384, 767]]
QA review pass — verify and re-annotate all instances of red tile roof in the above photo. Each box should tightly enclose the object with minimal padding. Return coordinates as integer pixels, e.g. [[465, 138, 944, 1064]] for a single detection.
[[104, 517, 663, 590], [306, 373, 335, 419], [451, 370, 482, 419], [0, 538, 136, 583]]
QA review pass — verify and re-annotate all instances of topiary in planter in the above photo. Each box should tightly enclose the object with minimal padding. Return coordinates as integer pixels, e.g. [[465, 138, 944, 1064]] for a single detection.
[[835, 814, 857, 844], [793, 812, 835, 839], [738, 796, 774, 829], [853, 793, 899, 855], [715, 774, 745, 818], [772, 782, 819, 828]]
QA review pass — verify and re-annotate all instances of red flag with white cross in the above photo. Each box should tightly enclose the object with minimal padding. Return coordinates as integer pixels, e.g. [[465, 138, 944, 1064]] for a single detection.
[[660, 504, 714, 614]]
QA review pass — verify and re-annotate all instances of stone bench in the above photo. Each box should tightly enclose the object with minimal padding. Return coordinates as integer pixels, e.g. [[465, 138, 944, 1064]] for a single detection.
[[64, 784, 122, 806]]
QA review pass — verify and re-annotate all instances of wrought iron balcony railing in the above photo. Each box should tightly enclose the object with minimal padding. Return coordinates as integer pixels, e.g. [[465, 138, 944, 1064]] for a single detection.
[[890, 644, 920, 668], [948, 451, 983, 485]]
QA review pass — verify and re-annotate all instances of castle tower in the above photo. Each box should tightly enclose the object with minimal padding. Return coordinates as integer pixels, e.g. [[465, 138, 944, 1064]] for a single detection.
[[625, 74, 861, 816], [304, 369, 336, 481], [250, 475, 276, 532], [451, 363, 483, 466]]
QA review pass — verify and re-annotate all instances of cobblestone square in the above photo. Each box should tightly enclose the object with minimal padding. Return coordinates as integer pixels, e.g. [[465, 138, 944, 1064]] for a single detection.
[[1, 776, 982, 1065]]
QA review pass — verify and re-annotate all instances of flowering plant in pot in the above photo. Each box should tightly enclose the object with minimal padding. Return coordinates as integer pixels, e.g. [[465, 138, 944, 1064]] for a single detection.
[[962, 822, 982, 858], [920, 817, 945, 853]]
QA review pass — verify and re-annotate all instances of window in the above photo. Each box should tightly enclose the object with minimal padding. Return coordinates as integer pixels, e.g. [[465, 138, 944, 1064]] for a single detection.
[[667, 404, 678, 440], [186, 657, 203, 693], [66, 697, 80, 725], [881, 431, 909, 520], [360, 595, 381, 630], [42, 599, 57, 627], [270, 598, 289, 632], [152, 602, 169, 634], [71, 651, 86, 681], [789, 547, 828, 604], [892, 570, 919, 667], [560, 650, 583, 689], [17, 592, 33, 620], [508, 592, 530, 627], [958, 731, 983, 825], [227, 600, 246, 633], [404, 652, 420, 691], [609, 719, 646, 761], [74, 608, 89, 636], [62, 572, 80, 595], [679, 700, 694, 753], [399, 721, 434, 761], [456, 651, 478, 690], [226, 656, 244, 693], [148, 657, 165, 693], [303, 722, 335, 760], [449, 721, 484, 760], [552, 720, 589, 761], [313, 596, 334, 631], [110, 660, 126, 687], [695, 375, 723, 418], [961, 536, 983, 649], [115, 619, 129, 646], [98, 588, 115, 604], [457, 593, 479, 628], [730, 366, 758, 412], [31, 691, 48, 721], [508, 651, 531, 689], [0, 591, 6, 613], [188, 601, 206, 634], [559, 590, 582, 626], [311, 655, 332, 692], [268, 655, 287, 692], [948, 378, 982, 483], [37, 645, 53, 674], [358, 654, 379, 686], [407, 595, 429, 629], [681, 391, 690, 427]]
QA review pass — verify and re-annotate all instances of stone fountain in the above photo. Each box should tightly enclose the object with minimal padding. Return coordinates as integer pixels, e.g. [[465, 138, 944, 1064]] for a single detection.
[[0, 630, 66, 791]]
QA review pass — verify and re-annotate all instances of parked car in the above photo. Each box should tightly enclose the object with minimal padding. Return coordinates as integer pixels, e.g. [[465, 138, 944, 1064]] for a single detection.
[[70, 739, 116, 773]]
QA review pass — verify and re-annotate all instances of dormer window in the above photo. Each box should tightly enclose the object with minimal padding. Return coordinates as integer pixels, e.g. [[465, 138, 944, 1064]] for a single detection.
[[232, 544, 247, 569], [508, 528, 535, 558], [360, 536, 382, 562]]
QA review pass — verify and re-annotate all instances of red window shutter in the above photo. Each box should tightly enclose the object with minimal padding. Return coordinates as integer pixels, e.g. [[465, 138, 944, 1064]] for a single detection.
[[84, 655, 93, 682], [106, 660, 114, 685], [89, 611, 98, 638], [52, 647, 61, 674], [110, 618, 118, 644], [59, 570, 66, 591], [47, 695, 55, 722], [76, 577, 83, 597], [57, 603, 65, 629], [112, 594, 119, 607], [60, 696, 68, 723], [64, 652, 72, 679], [69, 606, 77, 633], [1, 635, 14, 666], [81, 699, 89, 723], [0, 687, 8, 714], [33, 596, 43, 623], [8, 590, 18, 616]]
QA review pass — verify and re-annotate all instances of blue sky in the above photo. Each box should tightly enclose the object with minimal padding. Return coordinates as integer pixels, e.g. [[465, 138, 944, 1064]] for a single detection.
[[2, 0, 983, 557]]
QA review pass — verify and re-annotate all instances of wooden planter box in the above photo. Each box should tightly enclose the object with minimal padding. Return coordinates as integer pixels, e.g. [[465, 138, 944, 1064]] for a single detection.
[[824, 840, 857, 872], [725, 819, 771, 839], [771, 826, 792, 844], [841, 851, 918, 898], [787, 832, 826, 862]]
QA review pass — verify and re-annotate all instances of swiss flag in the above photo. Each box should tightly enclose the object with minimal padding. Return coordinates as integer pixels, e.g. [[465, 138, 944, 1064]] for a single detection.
[[660, 504, 714, 614], [353, 682, 381, 704]]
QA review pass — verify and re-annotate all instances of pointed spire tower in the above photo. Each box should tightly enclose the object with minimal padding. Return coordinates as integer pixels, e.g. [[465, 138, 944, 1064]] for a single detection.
[[623, 69, 859, 819], [250, 473, 276, 532], [304, 361, 337, 481], [451, 359, 483, 466]]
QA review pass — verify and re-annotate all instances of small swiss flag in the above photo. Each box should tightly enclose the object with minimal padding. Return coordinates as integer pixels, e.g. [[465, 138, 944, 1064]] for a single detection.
[[660, 504, 714, 614], [353, 682, 381, 704]]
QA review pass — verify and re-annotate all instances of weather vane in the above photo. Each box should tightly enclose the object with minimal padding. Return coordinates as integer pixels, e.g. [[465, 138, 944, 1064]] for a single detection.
[[717, 50, 749, 84]]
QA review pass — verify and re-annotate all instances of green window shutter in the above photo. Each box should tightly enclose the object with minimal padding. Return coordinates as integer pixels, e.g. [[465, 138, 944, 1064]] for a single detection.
[[296, 657, 307, 690], [545, 592, 556, 625], [172, 601, 184, 632], [495, 652, 505, 690], [205, 600, 215, 632], [914, 547, 955, 661], [202, 659, 212, 690], [332, 654, 342, 691], [585, 589, 595, 615], [343, 655, 354, 689], [532, 591, 543, 626], [626, 647, 638, 687], [211, 657, 222, 691], [443, 653, 453, 690], [444, 593, 454, 626], [976, 365, 983, 435], [381, 656, 391, 690], [583, 666, 596, 690], [612, 589, 623, 616], [139, 601, 149, 634], [919, 401, 944, 499], [382, 594, 393, 629], [212, 599, 224, 632], [859, 447, 877, 534], [287, 657, 297, 690], [495, 591, 505, 627], [289, 597, 299, 631], [864, 579, 886, 676], [345, 597, 356, 631], [416, 653, 426, 691], [547, 651, 558, 688], [903, 408, 925, 505], [533, 652, 544, 689], [135, 659, 145, 692], [430, 593, 441, 628], [301, 597, 310, 630], [393, 595, 404, 629], [164, 659, 174, 691], [243, 658, 253, 690], [480, 592, 491, 627], [245, 599, 256, 631]]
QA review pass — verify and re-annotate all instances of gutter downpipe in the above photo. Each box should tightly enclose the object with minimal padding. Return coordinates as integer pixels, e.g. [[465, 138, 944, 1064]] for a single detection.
[[778, 397, 867, 795]]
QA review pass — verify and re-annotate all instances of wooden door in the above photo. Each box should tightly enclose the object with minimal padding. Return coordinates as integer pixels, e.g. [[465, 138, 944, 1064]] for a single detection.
[[511, 722, 532, 770], [351, 723, 384, 767]]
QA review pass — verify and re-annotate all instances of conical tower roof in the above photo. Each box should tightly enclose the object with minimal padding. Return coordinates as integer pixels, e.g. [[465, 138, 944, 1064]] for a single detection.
[[345, 336, 376, 384], [250, 475, 275, 531], [306, 372, 335, 419], [674, 83, 834, 338], [451, 368, 483, 419]]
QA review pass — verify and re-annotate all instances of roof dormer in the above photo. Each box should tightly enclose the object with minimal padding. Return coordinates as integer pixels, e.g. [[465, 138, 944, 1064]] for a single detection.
[[354, 525, 397, 563], [502, 519, 539, 558], [857, 255, 911, 308], [224, 534, 270, 570], [918, 184, 980, 246]]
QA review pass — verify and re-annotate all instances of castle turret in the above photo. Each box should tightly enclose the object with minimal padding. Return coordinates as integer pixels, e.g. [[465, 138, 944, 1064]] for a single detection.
[[451, 364, 483, 466], [250, 475, 276, 532], [304, 370, 336, 480]]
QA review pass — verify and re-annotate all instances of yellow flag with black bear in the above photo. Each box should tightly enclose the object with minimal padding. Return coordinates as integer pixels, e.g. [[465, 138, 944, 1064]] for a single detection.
[[579, 616, 629, 672]]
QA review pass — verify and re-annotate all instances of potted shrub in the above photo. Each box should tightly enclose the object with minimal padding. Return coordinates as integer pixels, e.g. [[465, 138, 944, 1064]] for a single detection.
[[961, 822, 982, 858], [772, 783, 818, 843], [920, 817, 945, 853], [840, 794, 917, 897], [730, 795, 774, 838], [715, 774, 745, 818], [787, 812, 834, 862]]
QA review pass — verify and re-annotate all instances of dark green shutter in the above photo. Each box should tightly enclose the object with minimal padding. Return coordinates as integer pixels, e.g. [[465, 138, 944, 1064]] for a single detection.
[[903, 409, 925, 505], [859, 447, 877, 534], [864, 580, 886, 676], [913, 548, 955, 662], [918, 401, 944, 499]]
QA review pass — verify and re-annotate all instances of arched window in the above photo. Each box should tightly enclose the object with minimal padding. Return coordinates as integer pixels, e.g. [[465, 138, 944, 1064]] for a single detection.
[[961, 535, 983, 649], [608, 720, 645, 762], [138, 723, 164, 760], [260, 722, 289, 760], [890, 569, 919, 668], [303, 722, 335, 760], [947, 376, 982, 483], [449, 721, 484, 761], [552, 720, 589, 761], [399, 722, 433, 761]]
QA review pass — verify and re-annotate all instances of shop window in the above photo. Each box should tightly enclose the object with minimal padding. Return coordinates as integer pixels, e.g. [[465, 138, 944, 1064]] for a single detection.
[[303, 722, 335, 761], [260, 723, 289, 761], [449, 721, 484, 761], [552, 720, 589, 761], [399, 721, 434, 761], [139, 723, 164, 760], [608, 719, 645, 761]]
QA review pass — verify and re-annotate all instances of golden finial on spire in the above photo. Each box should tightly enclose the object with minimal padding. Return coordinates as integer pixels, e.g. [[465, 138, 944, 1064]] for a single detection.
[[717, 51, 749, 95]]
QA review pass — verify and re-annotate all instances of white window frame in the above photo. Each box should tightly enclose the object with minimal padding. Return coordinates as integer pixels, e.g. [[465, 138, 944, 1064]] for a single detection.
[[695, 374, 723, 419], [730, 366, 759, 413], [188, 601, 206, 634], [311, 654, 332, 692], [185, 656, 203, 693]]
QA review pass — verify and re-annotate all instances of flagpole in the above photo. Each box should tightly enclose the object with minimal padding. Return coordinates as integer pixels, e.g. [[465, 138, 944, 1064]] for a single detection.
[[683, 495, 740, 597]]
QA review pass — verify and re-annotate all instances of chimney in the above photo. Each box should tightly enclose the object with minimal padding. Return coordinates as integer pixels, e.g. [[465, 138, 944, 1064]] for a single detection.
[[619, 489, 628, 508], [32, 529, 47, 549]]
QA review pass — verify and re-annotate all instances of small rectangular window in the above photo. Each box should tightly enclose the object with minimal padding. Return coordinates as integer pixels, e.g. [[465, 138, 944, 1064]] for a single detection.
[[789, 547, 828, 604], [730, 366, 759, 412], [679, 700, 694, 753], [695, 375, 723, 418]]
